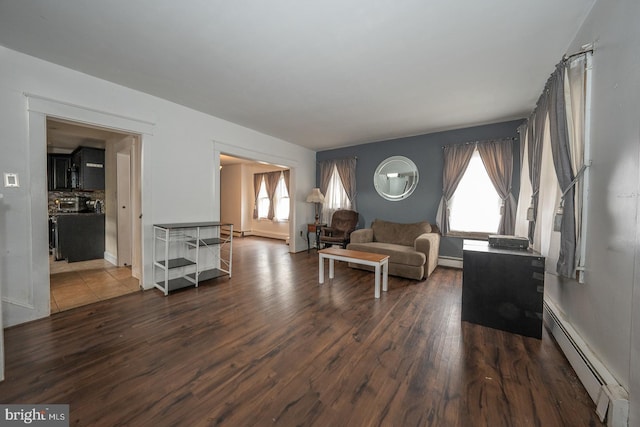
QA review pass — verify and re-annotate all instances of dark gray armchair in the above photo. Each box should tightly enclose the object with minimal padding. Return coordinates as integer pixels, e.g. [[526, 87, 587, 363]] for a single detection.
[[319, 209, 359, 249]]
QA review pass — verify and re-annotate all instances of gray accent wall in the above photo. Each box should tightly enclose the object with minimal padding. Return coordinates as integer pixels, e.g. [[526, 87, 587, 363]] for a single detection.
[[316, 119, 523, 258]]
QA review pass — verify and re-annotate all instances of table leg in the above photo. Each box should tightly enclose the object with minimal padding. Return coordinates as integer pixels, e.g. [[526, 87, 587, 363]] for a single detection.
[[374, 264, 381, 298], [382, 260, 388, 293], [329, 258, 334, 279], [319, 254, 325, 284]]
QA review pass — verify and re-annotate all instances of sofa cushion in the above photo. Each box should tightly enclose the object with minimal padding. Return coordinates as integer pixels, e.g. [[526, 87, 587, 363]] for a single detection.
[[371, 219, 432, 246], [347, 242, 426, 267]]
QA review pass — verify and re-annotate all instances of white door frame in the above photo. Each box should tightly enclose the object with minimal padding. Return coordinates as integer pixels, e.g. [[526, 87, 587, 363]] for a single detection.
[[213, 140, 301, 253], [117, 151, 132, 267], [23, 94, 154, 321]]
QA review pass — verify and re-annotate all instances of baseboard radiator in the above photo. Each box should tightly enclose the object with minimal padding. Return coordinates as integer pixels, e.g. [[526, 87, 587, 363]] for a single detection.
[[543, 299, 629, 426], [243, 230, 288, 241]]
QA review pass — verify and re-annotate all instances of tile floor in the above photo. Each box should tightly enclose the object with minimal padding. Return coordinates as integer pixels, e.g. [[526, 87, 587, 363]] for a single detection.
[[49, 257, 140, 313]]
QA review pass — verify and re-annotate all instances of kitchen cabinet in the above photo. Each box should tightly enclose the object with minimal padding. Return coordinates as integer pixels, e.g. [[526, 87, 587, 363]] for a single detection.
[[462, 240, 545, 339], [72, 147, 105, 190], [153, 222, 233, 296], [55, 213, 105, 262], [47, 154, 72, 190]]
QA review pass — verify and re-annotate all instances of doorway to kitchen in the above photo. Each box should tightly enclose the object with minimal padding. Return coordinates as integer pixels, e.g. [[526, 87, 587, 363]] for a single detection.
[[46, 118, 142, 312]]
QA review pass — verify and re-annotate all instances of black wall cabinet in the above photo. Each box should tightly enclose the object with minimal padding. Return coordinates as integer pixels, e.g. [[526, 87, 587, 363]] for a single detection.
[[47, 155, 72, 190], [72, 147, 105, 190]]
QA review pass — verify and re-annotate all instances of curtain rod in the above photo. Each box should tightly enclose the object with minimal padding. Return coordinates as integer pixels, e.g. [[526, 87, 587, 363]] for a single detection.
[[317, 156, 357, 163], [441, 137, 515, 149], [563, 45, 593, 62]]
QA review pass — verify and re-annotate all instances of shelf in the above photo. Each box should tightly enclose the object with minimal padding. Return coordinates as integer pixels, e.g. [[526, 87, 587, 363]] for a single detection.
[[153, 222, 233, 296], [186, 237, 226, 247], [187, 268, 228, 282], [156, 277, 196, 292], [155, 258, 196, 269]]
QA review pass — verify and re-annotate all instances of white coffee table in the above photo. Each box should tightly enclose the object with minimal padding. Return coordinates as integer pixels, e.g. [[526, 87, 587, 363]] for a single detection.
[[318, 247, 389, 298]]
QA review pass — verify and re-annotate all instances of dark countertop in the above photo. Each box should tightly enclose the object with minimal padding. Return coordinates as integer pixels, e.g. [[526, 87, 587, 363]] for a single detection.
[[51, 212, 104, 217]]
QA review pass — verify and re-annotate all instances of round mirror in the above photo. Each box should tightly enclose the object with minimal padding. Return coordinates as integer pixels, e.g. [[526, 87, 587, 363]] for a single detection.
[[373, 156, 419, 201]]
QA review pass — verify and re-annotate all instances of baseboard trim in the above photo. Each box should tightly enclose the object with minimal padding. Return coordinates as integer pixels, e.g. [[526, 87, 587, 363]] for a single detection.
[[438, 256, 463, 269], [104, 251, 117, 266]]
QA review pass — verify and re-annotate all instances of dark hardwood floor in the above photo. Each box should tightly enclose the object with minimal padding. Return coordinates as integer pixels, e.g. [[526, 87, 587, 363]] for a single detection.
[[0, 237, 603, 426]]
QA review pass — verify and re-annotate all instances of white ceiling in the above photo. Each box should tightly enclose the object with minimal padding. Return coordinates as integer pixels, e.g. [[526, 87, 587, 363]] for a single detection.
[[0, 1, 595, 151], [46, 118, 129, 153]]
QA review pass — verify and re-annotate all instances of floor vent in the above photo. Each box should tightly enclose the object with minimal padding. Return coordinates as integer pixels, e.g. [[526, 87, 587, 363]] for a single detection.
[[543, 299, 628, 426]]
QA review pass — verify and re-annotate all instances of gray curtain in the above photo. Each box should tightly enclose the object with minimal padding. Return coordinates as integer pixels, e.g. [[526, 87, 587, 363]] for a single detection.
[[319, 160, 335, 201], [438, 144, 475, 234], [477, 139, 516, 235], [264, 171, 281, 220], [282, 169, 290, 197], [517, 122, 528, 170], [548, 62, 577, 278], [252, 173, 264, 219], [527, 91, 548, 243], [335, 157, 357, 211]]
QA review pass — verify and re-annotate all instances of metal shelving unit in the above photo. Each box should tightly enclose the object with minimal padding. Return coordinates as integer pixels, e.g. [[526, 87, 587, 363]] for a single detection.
[[153, 222, 233, 295]]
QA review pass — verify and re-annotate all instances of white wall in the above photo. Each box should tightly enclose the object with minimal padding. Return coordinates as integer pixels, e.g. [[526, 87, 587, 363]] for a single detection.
[[0, 47, 316, 327], [220, 164, 246, 233], [544, 0, 640, 424]]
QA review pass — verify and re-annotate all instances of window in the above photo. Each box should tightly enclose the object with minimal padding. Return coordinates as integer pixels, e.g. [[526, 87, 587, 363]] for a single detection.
[[448, 148, 502, 234], [256, 177, 270, 219], [321, 165, 351, 223], [273, 172, 290, 222], [256, 172, 290, 222]]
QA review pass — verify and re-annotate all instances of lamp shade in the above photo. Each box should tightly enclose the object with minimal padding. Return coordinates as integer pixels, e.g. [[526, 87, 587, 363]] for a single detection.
[[306, 188, 325, 203]]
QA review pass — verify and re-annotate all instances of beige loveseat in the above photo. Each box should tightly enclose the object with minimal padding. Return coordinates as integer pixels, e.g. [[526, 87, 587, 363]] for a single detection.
[[346, 219, 440, 280]]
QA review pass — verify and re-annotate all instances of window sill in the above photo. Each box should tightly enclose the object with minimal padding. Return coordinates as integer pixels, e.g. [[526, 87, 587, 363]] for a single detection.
[[257, 218, 289, 224], [445, 231, 491, 240]]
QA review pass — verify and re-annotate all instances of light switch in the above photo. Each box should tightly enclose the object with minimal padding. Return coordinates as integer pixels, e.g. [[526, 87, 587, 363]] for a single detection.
[[4, 173, 19, 187]]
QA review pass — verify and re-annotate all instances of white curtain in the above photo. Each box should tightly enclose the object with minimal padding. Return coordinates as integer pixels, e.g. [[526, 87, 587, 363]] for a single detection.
[[535, 117, 562, 267], [321, 165, 351, 225], [565, 55, 587, 267], [514, 125, 532, 237]]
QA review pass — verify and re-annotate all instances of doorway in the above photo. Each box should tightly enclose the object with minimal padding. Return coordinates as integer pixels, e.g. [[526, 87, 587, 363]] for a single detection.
[[46, 118, 142, 312], [219, 154, 291, 244]]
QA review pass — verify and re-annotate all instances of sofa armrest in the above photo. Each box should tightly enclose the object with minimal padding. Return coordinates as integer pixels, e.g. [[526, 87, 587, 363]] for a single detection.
[[415, 232, 441, 277], [350, 228, 374, 243]]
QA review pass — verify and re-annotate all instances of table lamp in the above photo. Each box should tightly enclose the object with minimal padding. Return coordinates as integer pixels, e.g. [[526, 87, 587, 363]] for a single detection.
[[306, 188, 325, 223]]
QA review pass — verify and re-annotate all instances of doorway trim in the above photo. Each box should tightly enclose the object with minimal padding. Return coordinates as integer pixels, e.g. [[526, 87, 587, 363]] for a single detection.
[[213, 140, 301, 253], [24, 93, 154, 320], [117, 150, 133, 267]]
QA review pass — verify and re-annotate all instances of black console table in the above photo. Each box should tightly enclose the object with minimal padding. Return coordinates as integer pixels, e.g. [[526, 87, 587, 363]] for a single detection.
[[462, 240, 545, 339]]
